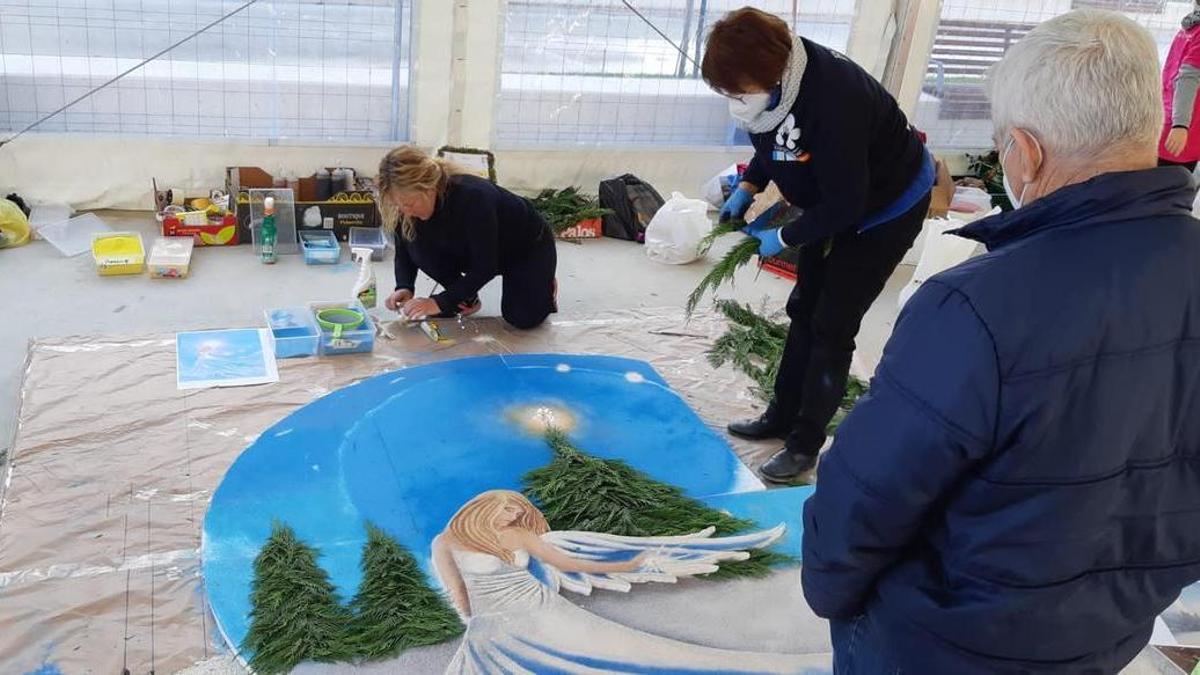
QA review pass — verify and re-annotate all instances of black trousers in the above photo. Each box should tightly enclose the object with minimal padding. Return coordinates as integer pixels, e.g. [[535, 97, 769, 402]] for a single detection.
[[1158, 157, 1198, 172], [774, 193, 930, 456], [409, 233, 557, 330]]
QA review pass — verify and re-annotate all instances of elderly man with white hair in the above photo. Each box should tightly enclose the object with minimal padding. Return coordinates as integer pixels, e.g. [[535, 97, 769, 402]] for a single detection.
[[801, 9, 1200, 672]]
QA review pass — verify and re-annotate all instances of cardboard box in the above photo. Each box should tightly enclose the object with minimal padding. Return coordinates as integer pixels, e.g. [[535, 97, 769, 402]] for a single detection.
[[226, 167, 380, 244], [162, 214, 240, 245], [762, 249, 799, 281], [556, 217, 603, 240], [151, 179, 239, 245]]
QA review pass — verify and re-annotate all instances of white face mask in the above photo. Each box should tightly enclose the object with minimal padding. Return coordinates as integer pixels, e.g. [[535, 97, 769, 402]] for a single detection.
[[1001, 135, 1030, 209], [729, 92, 774, 124]]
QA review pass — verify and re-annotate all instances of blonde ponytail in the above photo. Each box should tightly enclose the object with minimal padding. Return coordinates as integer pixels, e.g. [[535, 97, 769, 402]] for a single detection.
[[376, 146, 462, 241]]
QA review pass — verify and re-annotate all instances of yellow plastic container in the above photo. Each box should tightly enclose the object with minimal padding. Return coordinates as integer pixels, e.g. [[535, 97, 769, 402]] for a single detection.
[[92, 231, 146, 275]]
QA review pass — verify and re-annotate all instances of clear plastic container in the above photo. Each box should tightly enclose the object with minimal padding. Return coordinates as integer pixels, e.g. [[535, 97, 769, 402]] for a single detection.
[[147, 236, 195, 278], [349, 226, 387, 261], [40, 213, 111, 257], [265, 307, 320, 358], [248, 188, 299, 256], [300, 230, 341, 264], [310, 299, 375, 356], [28, 203, 72, 234]]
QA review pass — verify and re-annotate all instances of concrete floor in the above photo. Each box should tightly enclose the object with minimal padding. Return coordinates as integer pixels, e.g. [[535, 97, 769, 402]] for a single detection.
[[0, 210, 912, 466]]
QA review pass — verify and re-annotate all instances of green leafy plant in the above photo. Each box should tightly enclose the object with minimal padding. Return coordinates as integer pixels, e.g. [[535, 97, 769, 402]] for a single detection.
[[242, 522, 355, 674], [348, 523, 464, 660], [966, 150, 1013, 212], [524, 428, 794, 579], [531, 187, 614, 236]]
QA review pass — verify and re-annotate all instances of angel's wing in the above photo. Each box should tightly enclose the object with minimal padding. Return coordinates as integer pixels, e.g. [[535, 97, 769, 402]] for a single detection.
[[530, 524, 786, 596]]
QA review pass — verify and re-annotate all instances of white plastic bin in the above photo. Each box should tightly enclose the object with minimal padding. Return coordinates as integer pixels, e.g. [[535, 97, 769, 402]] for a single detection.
[[148, 236, 195, 278]]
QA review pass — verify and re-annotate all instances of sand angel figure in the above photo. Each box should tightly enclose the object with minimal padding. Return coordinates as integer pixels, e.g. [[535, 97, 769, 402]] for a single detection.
[[432, 490, 803, 674]]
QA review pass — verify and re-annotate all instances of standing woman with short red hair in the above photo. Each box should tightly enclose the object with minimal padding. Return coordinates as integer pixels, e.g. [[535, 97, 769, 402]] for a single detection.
[[704, 8, 935, 483]]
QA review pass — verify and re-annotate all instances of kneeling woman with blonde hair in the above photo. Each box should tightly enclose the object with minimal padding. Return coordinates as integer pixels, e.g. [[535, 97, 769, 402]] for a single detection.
[[378, 146, 557, 329]]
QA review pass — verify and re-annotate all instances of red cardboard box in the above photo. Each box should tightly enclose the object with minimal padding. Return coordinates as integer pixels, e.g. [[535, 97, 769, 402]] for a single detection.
[[556, 217, 603, 240], [162, 214, 240, 246]]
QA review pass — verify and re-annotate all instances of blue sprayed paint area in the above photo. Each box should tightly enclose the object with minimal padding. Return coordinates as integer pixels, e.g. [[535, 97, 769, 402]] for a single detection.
[[23, 662, 63, 675], [202, 354, 810, 656]]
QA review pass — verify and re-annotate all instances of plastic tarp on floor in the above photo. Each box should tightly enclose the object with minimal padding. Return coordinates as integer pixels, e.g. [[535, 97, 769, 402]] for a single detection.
[[0, 307, 790, 674]]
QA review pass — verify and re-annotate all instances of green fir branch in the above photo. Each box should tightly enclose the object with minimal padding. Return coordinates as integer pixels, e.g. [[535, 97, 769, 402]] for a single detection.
[[697, 218, 746, 256], [524, 429, 795, 579], [348, 523, 464, 661], [685, 237, 761, 317]]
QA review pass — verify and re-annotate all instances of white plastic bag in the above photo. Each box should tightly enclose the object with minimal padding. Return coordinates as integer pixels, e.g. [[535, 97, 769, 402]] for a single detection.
[[897, 207, 998, 310], [644, 192, 713, 265], [700, 164, 741, 208]]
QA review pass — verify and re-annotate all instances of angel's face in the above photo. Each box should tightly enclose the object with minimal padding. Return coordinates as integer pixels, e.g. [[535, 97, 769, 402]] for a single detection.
[[493, 501, 525, 528]]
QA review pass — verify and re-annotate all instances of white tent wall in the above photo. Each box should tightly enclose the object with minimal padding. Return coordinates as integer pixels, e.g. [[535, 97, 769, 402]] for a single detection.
[[0, 0, 943, 210]]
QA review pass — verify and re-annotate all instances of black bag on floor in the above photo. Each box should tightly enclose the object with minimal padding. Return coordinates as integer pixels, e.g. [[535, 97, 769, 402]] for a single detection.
[[598, 174, 665, 242]]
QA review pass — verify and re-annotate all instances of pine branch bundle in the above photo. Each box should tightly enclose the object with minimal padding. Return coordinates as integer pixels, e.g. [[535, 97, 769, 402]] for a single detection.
[[524, 429, 794, 579], [707, 300, 789, 402], [243, 522, 355, 674], [707, 300, 869, 432], [348, 523, 464, 660], [531, 187, 613, 235]]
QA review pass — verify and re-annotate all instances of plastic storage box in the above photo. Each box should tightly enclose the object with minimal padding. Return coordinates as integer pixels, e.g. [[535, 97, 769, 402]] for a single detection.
[[248, 188, 299, 256], [300, 230, 341, 264], [147, 236, 195, 278], [310, 299, 375, 356], [41, 213, 110, 256], [348, 226, 387, 261], [28, 203, 72, 233], [265, 307, 320, 358], [92, 231, 145, 275]]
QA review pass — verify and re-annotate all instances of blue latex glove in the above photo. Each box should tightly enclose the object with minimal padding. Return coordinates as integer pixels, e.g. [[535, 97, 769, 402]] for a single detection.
[[743, 221, 787, 257], [719, 186, 754, 223]]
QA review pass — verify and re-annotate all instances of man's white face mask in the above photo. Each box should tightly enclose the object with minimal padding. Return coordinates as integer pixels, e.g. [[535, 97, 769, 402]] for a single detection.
[[1001, 132, 1041, 209], [729, 92, 773, 124]]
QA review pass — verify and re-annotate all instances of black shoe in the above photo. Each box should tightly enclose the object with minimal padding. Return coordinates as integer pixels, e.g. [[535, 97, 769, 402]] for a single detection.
[[429, 297, 479, 319], [759, 448, 819, 484], [727, 409, 789, 441]]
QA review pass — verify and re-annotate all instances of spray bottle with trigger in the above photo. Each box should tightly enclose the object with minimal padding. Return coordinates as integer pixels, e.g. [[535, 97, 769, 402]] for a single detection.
[[351, 247, 377, 309]]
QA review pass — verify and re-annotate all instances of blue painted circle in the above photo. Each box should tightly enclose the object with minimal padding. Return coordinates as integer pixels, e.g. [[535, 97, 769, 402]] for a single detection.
[[201, 354, 761, 654]]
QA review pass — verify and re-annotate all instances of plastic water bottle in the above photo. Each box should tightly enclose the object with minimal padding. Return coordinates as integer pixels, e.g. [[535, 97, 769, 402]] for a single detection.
[[261, 196, 278, 264]]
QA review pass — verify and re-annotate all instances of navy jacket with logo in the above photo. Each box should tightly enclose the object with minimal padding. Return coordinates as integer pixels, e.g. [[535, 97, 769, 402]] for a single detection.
[[740, 38, 926, 246], [802, 167, 1200, 672]]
